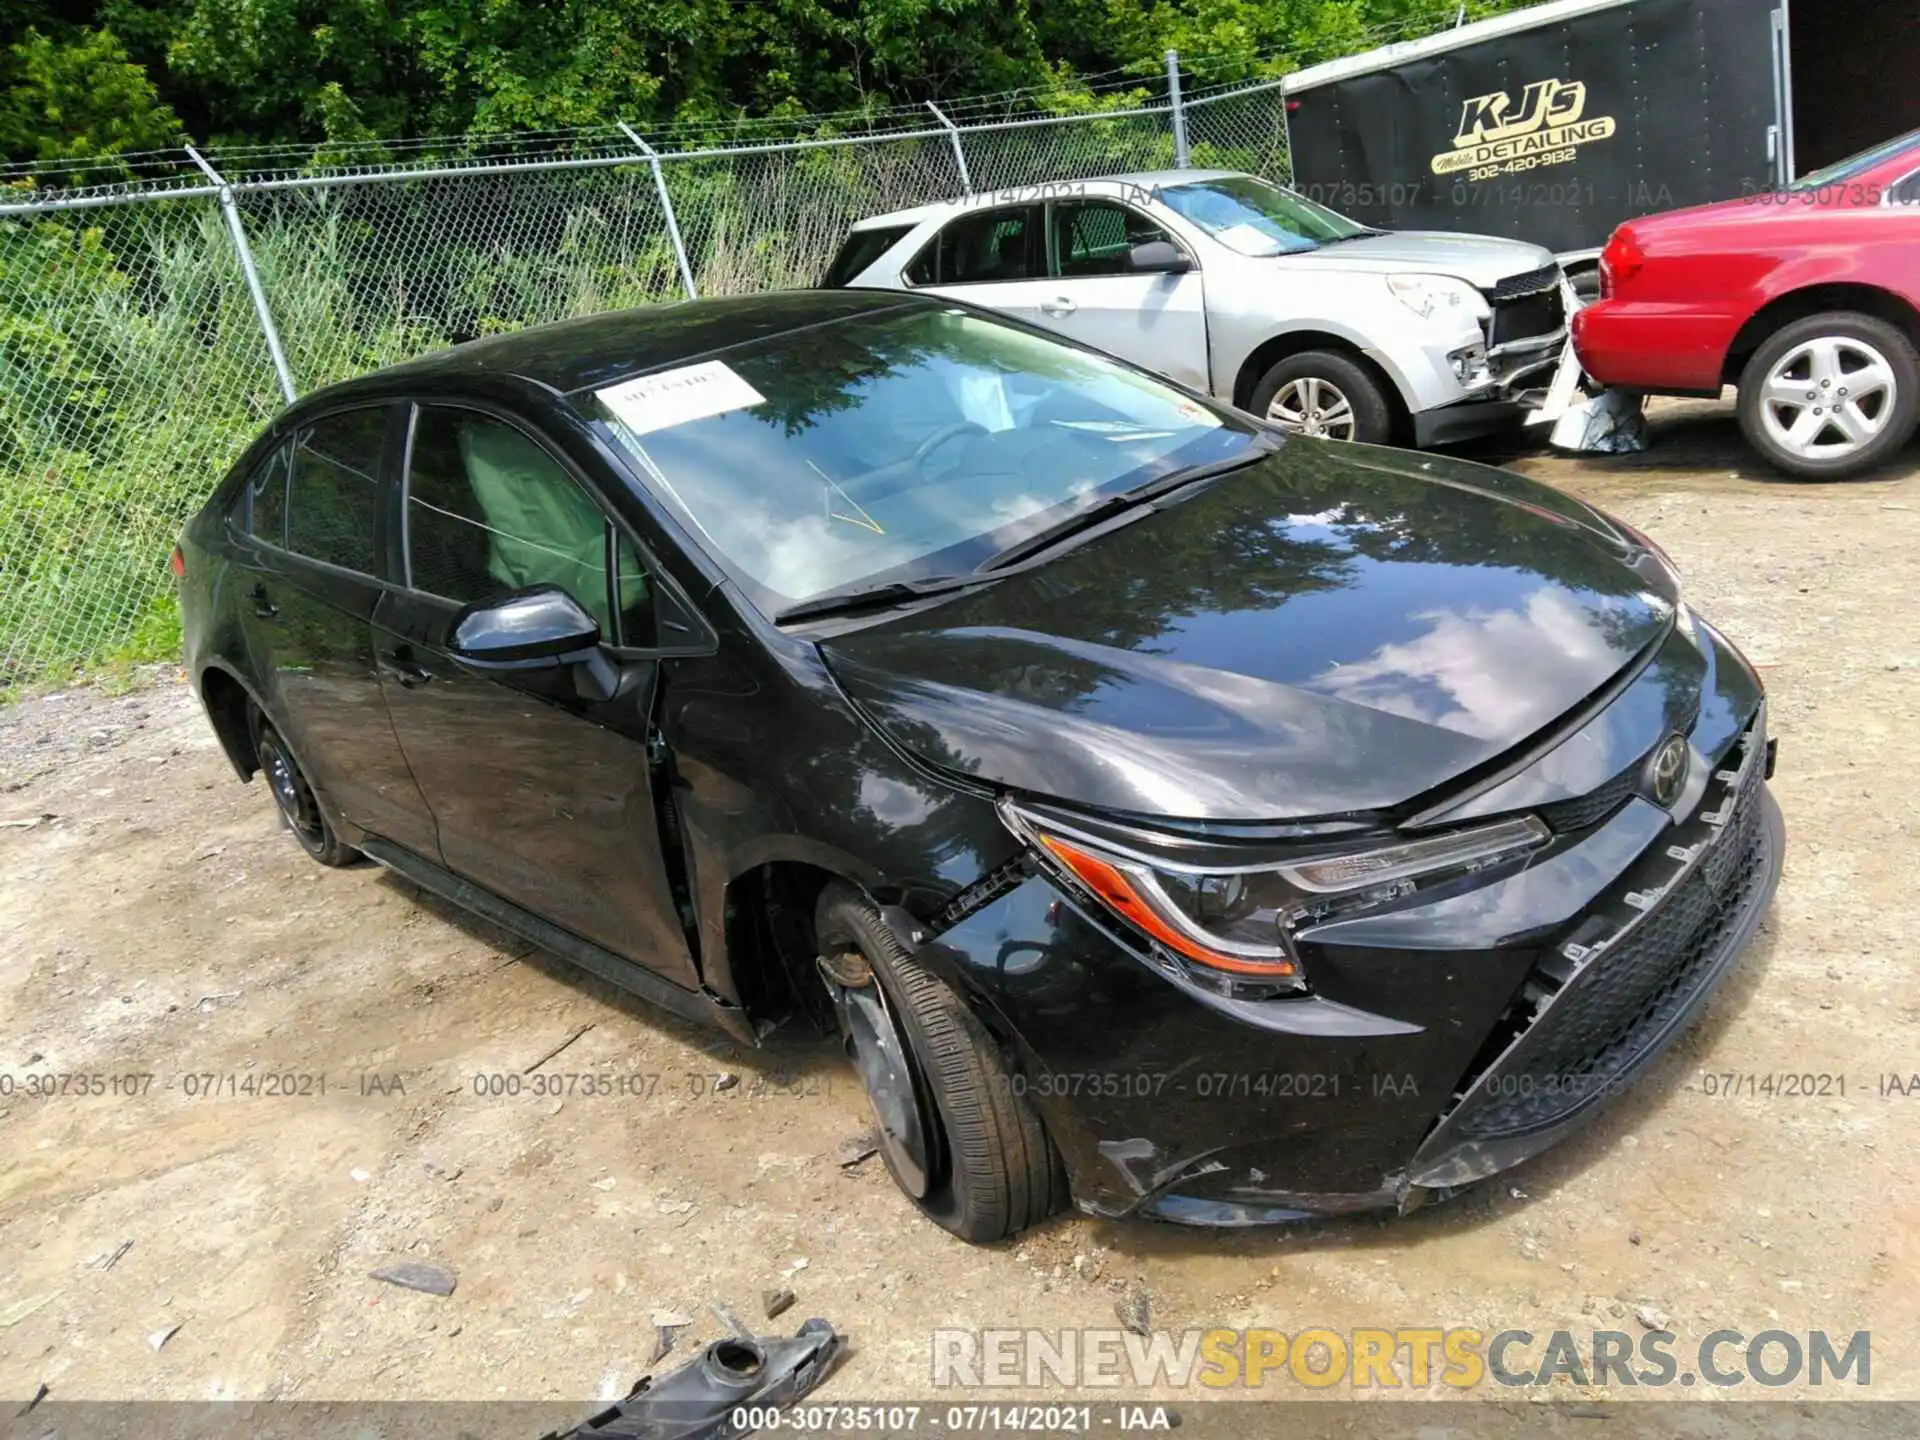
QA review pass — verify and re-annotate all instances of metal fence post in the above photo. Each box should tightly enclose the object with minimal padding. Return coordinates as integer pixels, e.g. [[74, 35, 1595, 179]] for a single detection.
[[618, 122, 699, 300], [1166, 50, 1191, 168], [926, 102, 974, 196], [185, 145, 296, 403]]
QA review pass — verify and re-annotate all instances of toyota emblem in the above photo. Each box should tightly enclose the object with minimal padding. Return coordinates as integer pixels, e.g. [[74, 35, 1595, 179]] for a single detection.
[[1648, 735, 1690, 807]]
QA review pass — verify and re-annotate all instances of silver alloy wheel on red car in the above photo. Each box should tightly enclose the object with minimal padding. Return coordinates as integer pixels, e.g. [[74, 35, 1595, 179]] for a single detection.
[[1737, 311, 1920, 480], [1756, 334, 1898, 462]]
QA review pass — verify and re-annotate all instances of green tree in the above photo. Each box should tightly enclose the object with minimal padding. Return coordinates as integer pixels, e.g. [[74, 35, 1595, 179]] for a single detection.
[[0, 25, 182, 161]]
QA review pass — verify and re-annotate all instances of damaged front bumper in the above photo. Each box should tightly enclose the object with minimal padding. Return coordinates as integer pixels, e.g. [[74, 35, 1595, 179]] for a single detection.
[[912, 624, 1782, 1228]]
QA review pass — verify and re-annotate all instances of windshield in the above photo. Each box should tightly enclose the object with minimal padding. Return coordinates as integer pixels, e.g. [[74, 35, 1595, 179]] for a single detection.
[[1791, 126, 1920, 190], [583, 306, 1254, 611], [1156, 175, 1371, 256]]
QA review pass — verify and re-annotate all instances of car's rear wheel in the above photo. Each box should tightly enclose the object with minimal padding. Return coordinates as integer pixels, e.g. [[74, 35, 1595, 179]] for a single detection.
[[813, 884, 1063, 1242], [1737, 312, 1920, 479], [1249, 350, 1394, 444], [250, 707, 359, 867]]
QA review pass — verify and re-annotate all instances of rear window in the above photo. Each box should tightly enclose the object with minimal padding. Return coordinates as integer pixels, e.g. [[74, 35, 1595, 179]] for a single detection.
[[822, 225, 913, 287]]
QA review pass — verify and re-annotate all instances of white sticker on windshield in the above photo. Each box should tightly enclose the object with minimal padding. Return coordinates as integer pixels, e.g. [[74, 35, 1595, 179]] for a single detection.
[[1214, 221, 1282, 254], [596, 360, 767, 436]]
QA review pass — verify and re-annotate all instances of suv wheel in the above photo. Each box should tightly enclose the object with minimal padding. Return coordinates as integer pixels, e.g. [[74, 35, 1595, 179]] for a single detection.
[[251, 708, 359, 867], [1250, 350, 1393, 443], [814, 884, 1063, 1242], [1737, 312, 1920, 479]]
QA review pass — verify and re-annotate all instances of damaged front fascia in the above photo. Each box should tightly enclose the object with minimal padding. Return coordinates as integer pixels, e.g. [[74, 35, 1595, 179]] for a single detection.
[[1087, 1137, 1428, 1226]]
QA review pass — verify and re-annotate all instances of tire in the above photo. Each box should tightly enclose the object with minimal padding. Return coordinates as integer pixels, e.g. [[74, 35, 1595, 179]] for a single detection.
[[1248, 349, 1395, 444], [249, 707, 360, 867], [1737, 311, 1920, 479], [814, 884, 1063, 1242]]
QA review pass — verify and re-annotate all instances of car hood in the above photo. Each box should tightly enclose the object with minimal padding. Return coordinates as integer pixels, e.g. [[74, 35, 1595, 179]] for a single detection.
[[819, 442, 1680, 822], [1293, 230, 1558, 288]]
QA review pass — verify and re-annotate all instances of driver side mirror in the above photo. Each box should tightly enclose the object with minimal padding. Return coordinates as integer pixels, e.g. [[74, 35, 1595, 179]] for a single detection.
[[1129, 240, 1192, 275], [449, 586, 618, 700]]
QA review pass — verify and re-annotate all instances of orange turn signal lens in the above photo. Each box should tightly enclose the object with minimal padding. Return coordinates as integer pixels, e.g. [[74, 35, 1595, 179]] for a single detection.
[[1038, 834, 1298, 978]]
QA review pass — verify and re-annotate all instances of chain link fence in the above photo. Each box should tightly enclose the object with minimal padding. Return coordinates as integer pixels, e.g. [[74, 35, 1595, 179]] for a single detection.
[[0, 63, 1309, 690]]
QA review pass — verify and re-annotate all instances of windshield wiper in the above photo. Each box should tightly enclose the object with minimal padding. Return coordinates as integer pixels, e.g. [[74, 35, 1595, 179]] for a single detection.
[[975, 431, 1281, 574], [774, 573, 992, 624]]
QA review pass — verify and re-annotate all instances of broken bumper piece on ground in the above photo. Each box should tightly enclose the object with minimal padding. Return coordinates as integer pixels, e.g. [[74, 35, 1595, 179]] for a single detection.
[[543, 1318, 845, 1440]]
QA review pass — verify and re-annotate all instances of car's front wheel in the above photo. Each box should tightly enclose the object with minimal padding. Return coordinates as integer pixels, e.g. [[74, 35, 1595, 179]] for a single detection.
[[1249, 350, 1394, 444], [1737, 311, 1920, 479], [814, 884, 1063, 1242], [250, 707, 359, 867]]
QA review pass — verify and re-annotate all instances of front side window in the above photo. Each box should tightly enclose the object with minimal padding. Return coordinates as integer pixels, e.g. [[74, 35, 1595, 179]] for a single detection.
[[1156, 175, 1370, 256], [285, 407, 390, 574], [904, 206, 1039, 285], [586, 306, 1254, 612], [1050, 201, 1178, 277], [405, 406, 652, 644]]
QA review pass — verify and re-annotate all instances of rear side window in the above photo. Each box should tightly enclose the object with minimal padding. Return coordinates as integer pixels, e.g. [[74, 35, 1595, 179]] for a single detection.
[[822, 225, 912, 287], [244, 446, 290, 545], [285, 408, 390, 574], [904, 205, 1039, 285], [405, 406, 652, 644]]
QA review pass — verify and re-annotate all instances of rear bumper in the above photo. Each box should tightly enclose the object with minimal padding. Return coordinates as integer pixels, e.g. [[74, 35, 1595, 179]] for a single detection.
[[1572, 300, 1735, 392]]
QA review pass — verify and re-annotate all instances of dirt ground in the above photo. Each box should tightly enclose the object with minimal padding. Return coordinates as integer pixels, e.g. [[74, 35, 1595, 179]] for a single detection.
[[3, 398, 1918, 1421]]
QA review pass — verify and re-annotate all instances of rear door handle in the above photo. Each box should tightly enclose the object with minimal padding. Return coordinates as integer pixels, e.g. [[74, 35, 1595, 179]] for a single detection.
[[379, 653, 432, 688], [247, 583, 278, 618], [1040, 296, 1078, 317]]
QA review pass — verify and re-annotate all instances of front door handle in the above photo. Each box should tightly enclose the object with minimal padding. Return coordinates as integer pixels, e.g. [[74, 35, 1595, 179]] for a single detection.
[[379, 653, 433, 688], [1040, 296, 1078, 317], [247, 583, 278, 618]]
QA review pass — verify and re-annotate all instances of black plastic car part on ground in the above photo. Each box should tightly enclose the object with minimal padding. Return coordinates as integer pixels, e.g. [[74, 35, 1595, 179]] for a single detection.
[[543, 1319, 845, 1440], [175, 288, 1782, 1241]]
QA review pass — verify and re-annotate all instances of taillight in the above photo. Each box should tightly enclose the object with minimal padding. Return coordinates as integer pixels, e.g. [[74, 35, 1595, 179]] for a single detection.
[[169, 544, 186, 578], [1598, 229, 1645, 297]]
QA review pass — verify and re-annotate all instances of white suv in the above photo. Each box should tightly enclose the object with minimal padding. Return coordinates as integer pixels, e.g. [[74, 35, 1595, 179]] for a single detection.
[[825, 170, 1576, 447]]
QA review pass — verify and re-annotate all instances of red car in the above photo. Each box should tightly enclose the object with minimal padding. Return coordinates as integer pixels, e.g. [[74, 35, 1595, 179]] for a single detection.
[[1574, 127, 1920, 479]]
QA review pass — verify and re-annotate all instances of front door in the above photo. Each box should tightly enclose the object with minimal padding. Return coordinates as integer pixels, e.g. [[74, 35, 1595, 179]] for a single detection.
[[372, 402, 699, 988], [1036, 198, 1211, 392], [230, 406, 439, 856]]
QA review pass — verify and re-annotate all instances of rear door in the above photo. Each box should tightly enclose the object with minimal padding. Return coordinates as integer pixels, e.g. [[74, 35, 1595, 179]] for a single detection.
[[1036, 198, 1211, 391], [910, 203, 1047, 323], [371, 401, 699, 988], [229, 405, 438, 855]]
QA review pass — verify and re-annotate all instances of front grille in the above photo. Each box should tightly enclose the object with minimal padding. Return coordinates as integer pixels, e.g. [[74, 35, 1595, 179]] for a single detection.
[[1486, 264, 1561, 301], [1448, 729, 1769, 1140], [1536, 765, 1642, 834], [1489, 287, 1566, 348]]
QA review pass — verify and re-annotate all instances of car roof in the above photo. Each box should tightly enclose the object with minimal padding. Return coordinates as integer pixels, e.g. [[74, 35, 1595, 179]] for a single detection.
[[289, 288, 927, 413], [850, 169, 1249, 230]]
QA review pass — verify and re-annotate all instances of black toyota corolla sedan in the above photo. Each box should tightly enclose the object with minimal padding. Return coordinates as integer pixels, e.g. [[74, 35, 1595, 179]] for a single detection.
[[177, 288, 1782, 1241]]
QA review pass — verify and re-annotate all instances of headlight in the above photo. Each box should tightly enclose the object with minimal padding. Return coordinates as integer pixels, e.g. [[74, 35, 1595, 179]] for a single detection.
[[1000, 800, 1549, 996], [1386, 273, 1491, 323]]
